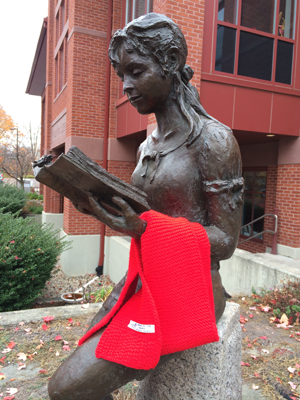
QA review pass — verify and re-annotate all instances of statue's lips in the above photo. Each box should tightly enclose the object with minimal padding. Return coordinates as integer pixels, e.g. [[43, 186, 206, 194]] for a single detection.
[[129, 95, 142, 104]]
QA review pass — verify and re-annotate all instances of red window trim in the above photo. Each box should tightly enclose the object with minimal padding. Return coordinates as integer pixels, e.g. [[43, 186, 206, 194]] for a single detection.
[[214, 0, 298, 88]]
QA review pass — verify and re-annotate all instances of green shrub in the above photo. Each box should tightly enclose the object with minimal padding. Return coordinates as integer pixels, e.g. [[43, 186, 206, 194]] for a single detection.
[[0, 184, 27, 214], [27, 192, 40, 200], [38, 194, 43, 201], [28, 205, 43, 214], [0, 210, 71, 312]]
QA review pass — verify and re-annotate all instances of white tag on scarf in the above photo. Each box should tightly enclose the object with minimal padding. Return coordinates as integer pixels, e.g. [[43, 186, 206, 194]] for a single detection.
[[128, 320, 155, 333]]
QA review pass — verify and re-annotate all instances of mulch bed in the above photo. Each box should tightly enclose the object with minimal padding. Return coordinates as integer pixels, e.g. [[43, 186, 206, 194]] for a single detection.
[[232, 296, 300, 400]]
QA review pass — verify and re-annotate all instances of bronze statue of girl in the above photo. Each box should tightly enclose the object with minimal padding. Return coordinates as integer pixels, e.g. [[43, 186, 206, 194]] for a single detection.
[[48, 13, 243, 400]]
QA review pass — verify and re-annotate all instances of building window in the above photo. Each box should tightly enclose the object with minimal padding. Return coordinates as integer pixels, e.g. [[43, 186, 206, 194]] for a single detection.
[[215, 0, 297, 85], [125, 0, 153, 25], [241, 170, 267, 240]]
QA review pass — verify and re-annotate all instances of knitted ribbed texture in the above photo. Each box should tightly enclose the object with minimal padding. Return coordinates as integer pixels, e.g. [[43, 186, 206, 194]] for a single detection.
[[78, 210, 219, 370]]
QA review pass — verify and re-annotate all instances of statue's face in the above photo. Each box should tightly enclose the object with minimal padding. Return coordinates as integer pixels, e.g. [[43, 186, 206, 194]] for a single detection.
[[115, 44, 173, 115]]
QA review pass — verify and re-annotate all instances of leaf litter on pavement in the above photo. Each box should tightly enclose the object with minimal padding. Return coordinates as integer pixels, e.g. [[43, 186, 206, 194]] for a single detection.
[[233, 295, 300, 400]]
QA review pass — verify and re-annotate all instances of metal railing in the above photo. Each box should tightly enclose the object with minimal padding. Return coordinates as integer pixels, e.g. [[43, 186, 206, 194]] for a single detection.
[[239, 213, 278, 246]]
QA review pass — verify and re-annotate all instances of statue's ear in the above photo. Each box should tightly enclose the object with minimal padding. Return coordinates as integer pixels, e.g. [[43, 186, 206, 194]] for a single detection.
[[166, 47, 180, 75]]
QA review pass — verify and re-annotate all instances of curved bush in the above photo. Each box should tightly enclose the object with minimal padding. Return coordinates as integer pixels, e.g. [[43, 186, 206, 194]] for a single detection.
[[0, 211, 71, 312], [0, 184, 27, 214]]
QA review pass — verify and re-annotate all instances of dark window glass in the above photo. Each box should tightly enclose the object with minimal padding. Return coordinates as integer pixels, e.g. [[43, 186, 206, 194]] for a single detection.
[[244, 171, 254, 191], [279, 0, 296, 39], [254, 171, 267, 192], [238, 31, 273, 81], [218, 0, 238, 24], [241, 0, 275, 34], [253, 193, 265, 239], [275, 40, 293, 84], [241, 171, 266, 240], [215, 25, 236, 73], [241, 192, 253, 236], [135, 0, 146, 19]]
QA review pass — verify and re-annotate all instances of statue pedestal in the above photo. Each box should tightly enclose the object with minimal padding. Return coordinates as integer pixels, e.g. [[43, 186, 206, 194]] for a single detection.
[[136, 302, 242, 400]]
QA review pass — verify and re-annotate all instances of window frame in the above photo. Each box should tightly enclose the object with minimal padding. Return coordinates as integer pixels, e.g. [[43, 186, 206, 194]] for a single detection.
[[123, 0, 153, 26], [214, 0, 298, 87], [240, 167, 267, 243]]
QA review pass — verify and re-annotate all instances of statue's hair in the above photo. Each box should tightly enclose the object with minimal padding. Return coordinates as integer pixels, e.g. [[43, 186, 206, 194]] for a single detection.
[[109, 13, 224, 141]]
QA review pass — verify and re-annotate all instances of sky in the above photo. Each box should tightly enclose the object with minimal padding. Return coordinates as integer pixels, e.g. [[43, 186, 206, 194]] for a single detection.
[[0, 1, 48, 132]]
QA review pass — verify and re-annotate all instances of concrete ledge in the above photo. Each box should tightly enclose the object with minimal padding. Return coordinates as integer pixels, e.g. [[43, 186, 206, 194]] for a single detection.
[[42, 212, 63, 234], [104, 236, 130, 283], [137, 302, 242, 400], [0, 303, 102, 326], [59, 231, 100, 276], [220, 248, 300, 295]]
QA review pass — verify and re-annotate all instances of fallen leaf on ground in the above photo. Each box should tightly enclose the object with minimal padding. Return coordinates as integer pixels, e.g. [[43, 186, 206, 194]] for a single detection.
[[55, 336, 62, 341], [262, 306, 271, 312], [0, 356, 6, 364], [249, 307, 256, 310], [3, 396, 15, 400], [17, 353, 26, 361], [18, 322, 24, 326], [2, 349, 11, 354], [260, 336, 267, 340], [251, 355, 257, 360], [81, 303, 89, 309], [68, 318, 73, 324], [252, 384, 259, 390], [17, 364, 25, 370], [14, 328, 18, 332], [288, 367, 296, 374], [0, 374, 5, 380], [39, 369, 48, 374], [55, 351, 60, 356], [288, 382, 297, 390], [280, 314, 289, 325], [62, 346, 70, 351], [249, 314, 253, 318], [42, 324, 48, 331], [63, 340, 69, 345], [24, 328, 31, 333], [65, 327, 72, 330], [7, 342, 15, 349], [5, 389, 18, 395], [43, 316, 54, 323], [262, 349, 269, 354], [241, 361, 250, 367]]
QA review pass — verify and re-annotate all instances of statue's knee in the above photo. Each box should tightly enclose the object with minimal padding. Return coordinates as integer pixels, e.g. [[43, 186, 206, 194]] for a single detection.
[[48, 372, 67, 400]]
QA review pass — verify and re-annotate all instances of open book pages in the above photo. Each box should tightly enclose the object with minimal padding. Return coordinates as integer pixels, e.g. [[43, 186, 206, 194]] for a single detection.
[[33, 146, 150, 216]]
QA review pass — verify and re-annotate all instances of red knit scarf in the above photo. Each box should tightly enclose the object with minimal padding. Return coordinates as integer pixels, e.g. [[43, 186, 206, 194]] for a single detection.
[[79, 210, 219, 370]]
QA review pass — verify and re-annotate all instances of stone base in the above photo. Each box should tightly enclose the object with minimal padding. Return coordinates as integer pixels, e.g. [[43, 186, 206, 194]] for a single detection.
[[136, 302, 241, 400]]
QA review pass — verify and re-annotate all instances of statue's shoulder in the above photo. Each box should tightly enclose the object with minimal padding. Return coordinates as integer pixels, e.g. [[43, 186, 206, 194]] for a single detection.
[[196, 117, 240, 158]]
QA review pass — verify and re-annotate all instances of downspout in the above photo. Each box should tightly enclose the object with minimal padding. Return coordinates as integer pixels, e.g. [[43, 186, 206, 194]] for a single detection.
[[97, 0, 113, 276]]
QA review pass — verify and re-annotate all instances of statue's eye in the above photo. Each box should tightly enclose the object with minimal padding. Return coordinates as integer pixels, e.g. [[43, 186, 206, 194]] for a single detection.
[[132, 69, 143, 77]]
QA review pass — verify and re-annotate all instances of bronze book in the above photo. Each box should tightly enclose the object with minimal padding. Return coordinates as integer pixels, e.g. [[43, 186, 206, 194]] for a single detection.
[[33, 146, 150, 216]]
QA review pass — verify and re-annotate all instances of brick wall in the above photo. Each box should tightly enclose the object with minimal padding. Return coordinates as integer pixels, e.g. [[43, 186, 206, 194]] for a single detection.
[[148, 0, 206, 127], [276, 164, 300, 248]]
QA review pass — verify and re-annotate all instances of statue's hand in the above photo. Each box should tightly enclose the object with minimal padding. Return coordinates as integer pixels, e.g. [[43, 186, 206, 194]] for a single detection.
[[72, 202, 95, 217], [88, 194, 147, 239]]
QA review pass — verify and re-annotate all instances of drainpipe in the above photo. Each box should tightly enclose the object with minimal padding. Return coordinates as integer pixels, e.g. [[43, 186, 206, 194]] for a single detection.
[[97, 0, 113, 276]]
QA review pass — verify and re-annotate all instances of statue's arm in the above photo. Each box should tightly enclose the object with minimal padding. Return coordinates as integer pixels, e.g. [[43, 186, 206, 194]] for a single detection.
[[199, 124, 244, 268]]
